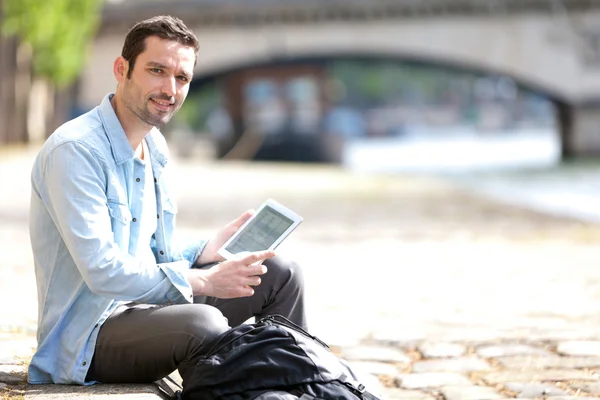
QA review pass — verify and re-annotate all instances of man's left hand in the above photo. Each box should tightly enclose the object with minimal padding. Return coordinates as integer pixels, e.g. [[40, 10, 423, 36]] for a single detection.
[[195, 209, 254, 266]]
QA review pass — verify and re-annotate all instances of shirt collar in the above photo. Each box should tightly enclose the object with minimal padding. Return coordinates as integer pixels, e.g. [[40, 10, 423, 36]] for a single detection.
[[98, 93, 168, 168], [145, 129, 168, 170]]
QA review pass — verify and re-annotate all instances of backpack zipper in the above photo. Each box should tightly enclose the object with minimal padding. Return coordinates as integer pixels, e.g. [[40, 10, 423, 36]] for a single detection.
[[260, 315, 330, 349]]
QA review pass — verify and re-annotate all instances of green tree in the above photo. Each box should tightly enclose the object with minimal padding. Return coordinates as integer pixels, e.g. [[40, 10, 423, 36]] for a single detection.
[[1, 0, 102, 142], [2, 0, 102, 87]]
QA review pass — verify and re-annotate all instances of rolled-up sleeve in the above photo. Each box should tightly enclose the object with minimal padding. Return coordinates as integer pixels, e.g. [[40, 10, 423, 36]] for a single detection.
[[171, 239, 207, 266]]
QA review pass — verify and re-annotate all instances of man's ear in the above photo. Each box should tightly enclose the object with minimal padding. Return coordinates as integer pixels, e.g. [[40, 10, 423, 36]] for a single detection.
[[113, 56, 129, 83]]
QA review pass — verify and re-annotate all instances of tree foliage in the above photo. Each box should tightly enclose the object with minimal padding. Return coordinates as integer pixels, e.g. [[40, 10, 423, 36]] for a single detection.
[[1, 0, 103, 87]]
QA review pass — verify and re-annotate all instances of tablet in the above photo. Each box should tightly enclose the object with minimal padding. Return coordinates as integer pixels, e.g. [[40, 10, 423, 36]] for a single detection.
[[217, 199, 303, 260]]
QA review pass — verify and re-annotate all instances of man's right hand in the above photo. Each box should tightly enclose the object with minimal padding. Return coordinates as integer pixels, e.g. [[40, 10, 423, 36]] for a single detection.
[[186, 250, 274, 299]]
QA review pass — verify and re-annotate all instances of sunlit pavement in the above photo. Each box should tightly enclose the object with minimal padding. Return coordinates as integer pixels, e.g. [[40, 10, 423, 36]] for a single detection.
[[3, 145, 600, 398]]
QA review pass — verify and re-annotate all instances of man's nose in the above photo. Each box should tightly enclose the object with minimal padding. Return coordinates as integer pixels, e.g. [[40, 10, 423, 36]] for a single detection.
[[162, 76, 176, 96]]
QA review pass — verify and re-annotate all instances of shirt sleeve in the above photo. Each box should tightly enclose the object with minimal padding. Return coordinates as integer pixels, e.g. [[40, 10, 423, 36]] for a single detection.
[[170, 239, 208, 266], [40, 141, 192, 304]]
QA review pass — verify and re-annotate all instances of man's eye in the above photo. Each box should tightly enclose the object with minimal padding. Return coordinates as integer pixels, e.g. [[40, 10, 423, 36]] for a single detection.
[[177, 76, 189, 83], [150, 68, 163, 74]]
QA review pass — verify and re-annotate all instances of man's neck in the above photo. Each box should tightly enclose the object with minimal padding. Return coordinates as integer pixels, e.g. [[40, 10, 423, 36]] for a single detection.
[[110, 94, 151, 152], [134, 141, 145, 160]]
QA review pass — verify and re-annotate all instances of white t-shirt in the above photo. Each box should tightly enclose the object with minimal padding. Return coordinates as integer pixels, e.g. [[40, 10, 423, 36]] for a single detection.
[[136, 139, 158, 265]]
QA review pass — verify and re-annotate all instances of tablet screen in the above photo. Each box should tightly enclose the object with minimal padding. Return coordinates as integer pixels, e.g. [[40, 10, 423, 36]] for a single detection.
[[225, 206, 295, 254]]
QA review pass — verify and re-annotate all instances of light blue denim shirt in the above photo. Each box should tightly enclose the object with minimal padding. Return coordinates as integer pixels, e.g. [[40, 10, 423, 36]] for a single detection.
[[28, 93, 206, 384]]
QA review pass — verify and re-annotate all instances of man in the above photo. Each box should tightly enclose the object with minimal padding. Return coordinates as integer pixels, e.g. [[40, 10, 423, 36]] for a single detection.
[[28, 15, 305, 387]]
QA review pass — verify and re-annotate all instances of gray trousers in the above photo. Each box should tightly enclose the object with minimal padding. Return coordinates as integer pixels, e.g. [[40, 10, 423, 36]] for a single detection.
[[85, 255, 305, 386]]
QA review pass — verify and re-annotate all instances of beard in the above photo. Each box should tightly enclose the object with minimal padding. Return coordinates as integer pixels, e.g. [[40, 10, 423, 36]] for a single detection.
[[122, 81, 182, 128], [138, 94, 181, 128]]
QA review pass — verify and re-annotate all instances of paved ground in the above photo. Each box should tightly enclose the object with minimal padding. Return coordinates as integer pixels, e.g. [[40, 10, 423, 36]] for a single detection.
[[2, 145, 600, 399]]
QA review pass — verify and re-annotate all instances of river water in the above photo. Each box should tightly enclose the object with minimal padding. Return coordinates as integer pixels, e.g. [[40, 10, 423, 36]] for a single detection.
[[343, 126, 600, 225]]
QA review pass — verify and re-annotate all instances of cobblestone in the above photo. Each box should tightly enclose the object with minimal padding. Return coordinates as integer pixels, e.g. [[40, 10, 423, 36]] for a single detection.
[[0, 364, 27, 384], [380, 388, 436, 400], [396, 372, 473, 389], [347, 361, 400, 377], [0, 338, 36, 362], [476, 344, 552, 358], [557, 341, 600, 357], [342, 345, 411, 363], [482, 370, 596, 384], [503, 382, 568, 397], [496, 355, 600, 369], [440, 385, 504, 400], [0, 355, 15, 365], [412, 357, 492, 373], [418, 342, 467, 358], [571, 383, 600, 396], [550, 397, 598, 400]]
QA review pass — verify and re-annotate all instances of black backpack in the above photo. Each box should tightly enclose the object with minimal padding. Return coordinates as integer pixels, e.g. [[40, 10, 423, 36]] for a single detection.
[[178, 315, 382, 400]]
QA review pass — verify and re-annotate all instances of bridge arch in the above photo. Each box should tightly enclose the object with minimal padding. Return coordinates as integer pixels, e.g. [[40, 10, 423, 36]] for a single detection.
[[187, 15, 587, 104], [190, 51, 561, 104], [180, 52, 558, 163]]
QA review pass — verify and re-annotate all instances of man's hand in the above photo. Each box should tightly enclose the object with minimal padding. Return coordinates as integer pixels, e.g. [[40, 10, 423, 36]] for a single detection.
[[195, 210, 254, 266], [187, 250, 274, 298]]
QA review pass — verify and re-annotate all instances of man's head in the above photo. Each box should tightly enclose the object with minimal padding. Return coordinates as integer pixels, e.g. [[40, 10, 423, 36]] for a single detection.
[[113, 16, 199, 129], [121, 15, 199, 79]]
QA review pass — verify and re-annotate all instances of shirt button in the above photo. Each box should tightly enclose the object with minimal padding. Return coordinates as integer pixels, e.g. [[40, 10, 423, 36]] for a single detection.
[[157, 214, 160, 219], [136, 178, 140, 182], [82, 361, 87, 366], [154, 178, 157, 183], [159, 250, 164, 255], [132, 217, 137, 222], [95, 324, 98, 328]]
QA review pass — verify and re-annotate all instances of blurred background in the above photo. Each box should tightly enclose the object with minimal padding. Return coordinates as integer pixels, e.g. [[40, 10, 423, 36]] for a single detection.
[[0, 0, 588, 167], [3, 1, 600, 395], [4, 0, 600, 240], [3, 0, 600, 168]]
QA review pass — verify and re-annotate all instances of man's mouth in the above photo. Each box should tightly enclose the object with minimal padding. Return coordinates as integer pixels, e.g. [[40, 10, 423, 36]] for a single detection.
[[150, 98, 174, 111]]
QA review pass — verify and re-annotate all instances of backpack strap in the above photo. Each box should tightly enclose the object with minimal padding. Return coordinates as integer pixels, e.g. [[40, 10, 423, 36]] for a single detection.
[[334, 379, 382, 400], [361, 391, 382, 400], [155, 375, 183, 400]]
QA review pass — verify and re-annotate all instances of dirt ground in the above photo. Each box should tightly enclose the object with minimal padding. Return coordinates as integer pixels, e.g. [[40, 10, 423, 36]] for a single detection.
[[3, 148, 600, 346]]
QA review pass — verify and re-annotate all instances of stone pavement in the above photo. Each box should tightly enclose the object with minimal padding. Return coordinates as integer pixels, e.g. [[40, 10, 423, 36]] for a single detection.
[[2, 145, 600, 399]]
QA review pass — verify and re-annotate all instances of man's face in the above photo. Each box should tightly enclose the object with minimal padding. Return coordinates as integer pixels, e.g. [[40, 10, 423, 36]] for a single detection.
[[120, 36, 195, 128]]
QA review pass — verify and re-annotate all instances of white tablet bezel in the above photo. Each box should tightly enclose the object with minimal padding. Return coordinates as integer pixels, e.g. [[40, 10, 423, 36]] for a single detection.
[[217, 199, 303, 260]]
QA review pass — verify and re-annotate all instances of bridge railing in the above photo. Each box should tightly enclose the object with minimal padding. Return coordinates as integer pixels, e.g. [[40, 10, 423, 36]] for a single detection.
[[99, 0, 600, 32]]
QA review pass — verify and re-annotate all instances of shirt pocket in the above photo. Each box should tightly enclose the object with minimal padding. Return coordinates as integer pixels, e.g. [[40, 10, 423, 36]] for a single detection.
[[159, 195, 178, 247], [107, 201, 132, 224], [107, 200, 132, 245]]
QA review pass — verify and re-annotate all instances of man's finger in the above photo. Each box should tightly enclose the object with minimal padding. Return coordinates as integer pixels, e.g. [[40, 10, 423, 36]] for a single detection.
[[242, 251, 275, 264], [247, 264, 267, 276], [231, 209, 254, 226], [245, 276, 262, 287]]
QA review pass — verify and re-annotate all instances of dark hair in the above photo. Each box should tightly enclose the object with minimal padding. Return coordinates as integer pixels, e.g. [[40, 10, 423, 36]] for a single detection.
[[121, 15, 199, 78]]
